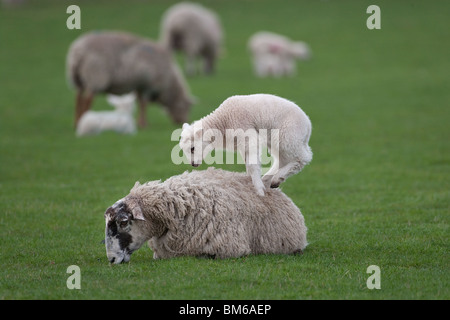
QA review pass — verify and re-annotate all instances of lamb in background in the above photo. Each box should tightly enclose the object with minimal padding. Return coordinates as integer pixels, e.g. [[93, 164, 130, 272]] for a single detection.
[[76, 93, 136, 136], [248, 31, 311, 78], [160, 2, 223, 76], [104, 168, 307, 263], [66, 31, 194, 128], [179, 94, 313, 196]]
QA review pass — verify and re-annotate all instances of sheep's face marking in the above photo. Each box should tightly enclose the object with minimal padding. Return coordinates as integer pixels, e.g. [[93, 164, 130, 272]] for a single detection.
[[104, 199, 146, 264]]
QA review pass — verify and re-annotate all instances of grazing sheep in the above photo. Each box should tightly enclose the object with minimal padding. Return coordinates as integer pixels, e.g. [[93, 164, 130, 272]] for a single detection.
[[76, 93, 136, 136], [66, 31, 193, 128], [160, 2, 223, 76], [104, 168, 307, 263], [248, 31, 311, 78], [179, 94, 313, 196]]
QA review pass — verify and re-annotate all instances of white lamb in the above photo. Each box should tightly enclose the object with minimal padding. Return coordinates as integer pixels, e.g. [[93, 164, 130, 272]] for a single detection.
[[76, 93, 136, 136], [248, 31, 311, 78], [179, 94, 313, 196]]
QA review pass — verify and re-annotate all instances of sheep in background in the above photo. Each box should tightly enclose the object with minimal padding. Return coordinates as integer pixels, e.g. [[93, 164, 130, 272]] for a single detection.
[[76, 93, 136, 136], [248, 31, 311, 78], [66, 31, 194, 128], [104, 168, 307, 263], [160, 2, 223, 76]]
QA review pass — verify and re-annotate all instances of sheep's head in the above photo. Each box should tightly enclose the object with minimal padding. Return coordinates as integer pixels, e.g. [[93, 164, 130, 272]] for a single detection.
[[104, 197, 147, 264], [169, 94, 194, 125]]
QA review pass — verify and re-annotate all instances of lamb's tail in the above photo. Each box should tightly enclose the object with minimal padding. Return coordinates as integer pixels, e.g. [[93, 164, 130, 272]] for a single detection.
[[300, 144, 313, 167]]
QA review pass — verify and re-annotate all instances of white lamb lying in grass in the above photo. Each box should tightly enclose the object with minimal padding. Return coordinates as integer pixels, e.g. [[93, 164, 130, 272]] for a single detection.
[[179, 94, 312, 196], [76, 93, 136, 136]]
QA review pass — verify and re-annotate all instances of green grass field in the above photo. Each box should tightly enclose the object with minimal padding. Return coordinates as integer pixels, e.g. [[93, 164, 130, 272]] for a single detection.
[[0, 0, 448, 300]]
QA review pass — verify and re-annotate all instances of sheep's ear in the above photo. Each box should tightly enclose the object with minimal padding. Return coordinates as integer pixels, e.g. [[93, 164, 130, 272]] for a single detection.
[[131, 204, 145, 221], [189, 95, 198, 105], [130, 181, 142, 192]]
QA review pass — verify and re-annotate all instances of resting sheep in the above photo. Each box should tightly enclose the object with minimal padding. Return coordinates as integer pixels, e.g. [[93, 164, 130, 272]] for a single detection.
[[248, 31, 311, 78], [160, 2, 223, 76], [66, 31, 193, 128], [104, 168, 307, 263], [76, 93, 136, 136]]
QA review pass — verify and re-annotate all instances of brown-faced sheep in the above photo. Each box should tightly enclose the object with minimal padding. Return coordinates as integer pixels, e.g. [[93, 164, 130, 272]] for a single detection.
[[66, 31, 193, 128], [160, 2, 223, 76], [104, 168, 307, 263]]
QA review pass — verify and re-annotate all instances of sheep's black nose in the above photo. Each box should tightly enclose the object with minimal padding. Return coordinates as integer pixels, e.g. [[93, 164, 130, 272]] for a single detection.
[[109, 257, 115, 264]]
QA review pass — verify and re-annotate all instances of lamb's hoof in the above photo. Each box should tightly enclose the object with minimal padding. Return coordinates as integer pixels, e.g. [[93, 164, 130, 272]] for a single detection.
[[270, 178, 284, 188], [255, 186, 266, 196], [262, 175, 273, 189], [270, 182, 280, 189], [293, 249, 303, 255], [256, 190, 265, 196]]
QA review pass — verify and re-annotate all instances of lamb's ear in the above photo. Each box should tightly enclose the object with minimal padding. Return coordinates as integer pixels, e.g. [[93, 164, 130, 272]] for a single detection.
[[122, 93, 136, 103], [194, 126, 203, 138], [106, 94, 119, 106]]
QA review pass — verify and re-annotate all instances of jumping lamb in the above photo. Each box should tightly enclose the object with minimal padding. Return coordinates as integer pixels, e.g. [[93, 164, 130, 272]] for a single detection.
[[104, 168, 307, 263], [160, 2, 223, 76], [248, 31, 311, 78], [66, 31, 194, 128], [76, 93, 136, 136], [179, 94, 313, 196]]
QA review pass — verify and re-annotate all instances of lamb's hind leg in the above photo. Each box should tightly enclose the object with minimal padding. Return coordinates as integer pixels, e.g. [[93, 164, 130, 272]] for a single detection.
[[270, 135, 312, 188], [270, 158, 303, 188], [262, 154, 279, 189]]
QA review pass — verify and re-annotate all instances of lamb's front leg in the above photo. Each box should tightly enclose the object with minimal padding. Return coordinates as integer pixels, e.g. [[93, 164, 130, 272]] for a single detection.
[[247, 164, 265, 196], [244, 150, 265, 196]]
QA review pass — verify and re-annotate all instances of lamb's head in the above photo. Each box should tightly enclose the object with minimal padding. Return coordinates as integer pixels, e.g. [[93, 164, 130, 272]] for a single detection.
[[104, 196, 148, 264], [179, 121, 211, 167], [290, 41, 311, 60], [106, 93, 136, 113]]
